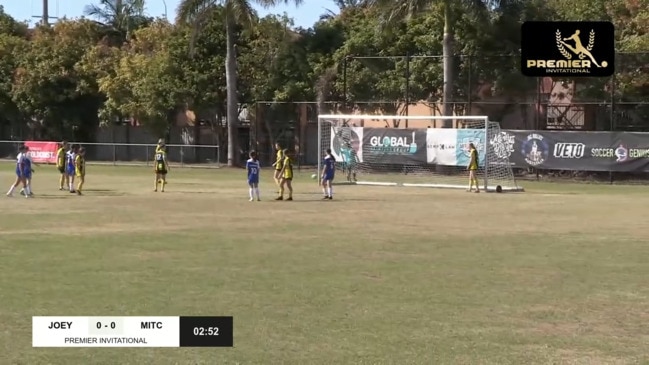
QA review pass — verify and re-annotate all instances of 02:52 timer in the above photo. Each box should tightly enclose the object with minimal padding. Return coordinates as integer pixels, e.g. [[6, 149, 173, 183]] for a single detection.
[[193, 326, 220, 336]]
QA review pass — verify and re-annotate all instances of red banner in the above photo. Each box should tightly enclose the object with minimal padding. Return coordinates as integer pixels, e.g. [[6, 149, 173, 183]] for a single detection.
[[25, 141, 59, 164]]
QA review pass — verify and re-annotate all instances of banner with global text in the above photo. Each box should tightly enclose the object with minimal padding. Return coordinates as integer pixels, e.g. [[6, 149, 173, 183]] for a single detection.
[[329, 127, 649, 172], [361, 128, 427, 164], [24, 141, 58, 164]]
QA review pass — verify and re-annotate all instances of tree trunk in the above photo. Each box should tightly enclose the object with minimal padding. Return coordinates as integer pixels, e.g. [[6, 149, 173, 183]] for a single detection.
[[225, 17, 239, 167], [442, 0, 454, 126]]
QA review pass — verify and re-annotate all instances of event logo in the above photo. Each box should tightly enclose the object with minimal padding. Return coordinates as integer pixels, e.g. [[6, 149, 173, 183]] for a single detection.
[[368, 131, 417, 155], [615, 144, 628, 162], [553, 142, 585, 159], [460, 137, 483, 158], [521, 133, 549, 166], [521, 21, 614, 77], [490, 132, 515, 159]]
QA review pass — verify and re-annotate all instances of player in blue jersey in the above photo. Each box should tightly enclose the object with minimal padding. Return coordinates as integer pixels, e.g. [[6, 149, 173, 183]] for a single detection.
[[246, 151, 261, 201], [66, 145, 78, 193], [19, 145, 36, 197], [7, 145, 30, 198], [321, 148, 336, 200]]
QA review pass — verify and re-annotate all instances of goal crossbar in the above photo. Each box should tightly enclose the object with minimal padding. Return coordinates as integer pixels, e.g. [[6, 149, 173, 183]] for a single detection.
[[316, 114, 524, 192]]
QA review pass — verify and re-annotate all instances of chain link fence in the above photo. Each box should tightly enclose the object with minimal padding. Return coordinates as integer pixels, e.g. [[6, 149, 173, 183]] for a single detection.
[[0, 141, 222, 168]]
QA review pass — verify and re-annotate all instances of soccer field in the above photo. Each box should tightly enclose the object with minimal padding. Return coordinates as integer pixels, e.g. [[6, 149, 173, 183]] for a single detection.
[[1, 163, 648, 364]]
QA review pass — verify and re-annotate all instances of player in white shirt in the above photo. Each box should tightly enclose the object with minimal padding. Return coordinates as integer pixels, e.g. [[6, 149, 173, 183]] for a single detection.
[[7, 145, 30, 198]]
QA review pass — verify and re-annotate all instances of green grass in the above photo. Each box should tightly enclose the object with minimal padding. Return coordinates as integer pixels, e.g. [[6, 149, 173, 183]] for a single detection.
[[1, 163, 649, 364]]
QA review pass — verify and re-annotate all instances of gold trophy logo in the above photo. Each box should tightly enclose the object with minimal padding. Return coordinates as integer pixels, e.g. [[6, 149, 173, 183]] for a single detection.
[[555, 29, 608, 68]]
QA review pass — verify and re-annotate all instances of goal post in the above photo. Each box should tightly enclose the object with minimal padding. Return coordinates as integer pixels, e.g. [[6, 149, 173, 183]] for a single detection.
[[316, 114, 523, 192]]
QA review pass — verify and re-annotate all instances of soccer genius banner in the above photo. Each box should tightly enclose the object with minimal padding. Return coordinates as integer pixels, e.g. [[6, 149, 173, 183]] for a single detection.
[[24, 141, 58, 164], [361, 128, 427, 164], [500, 130, 649, 172]]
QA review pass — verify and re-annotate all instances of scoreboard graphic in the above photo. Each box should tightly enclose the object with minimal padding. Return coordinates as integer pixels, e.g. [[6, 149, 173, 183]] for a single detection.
[[32, 316, 233, 347]]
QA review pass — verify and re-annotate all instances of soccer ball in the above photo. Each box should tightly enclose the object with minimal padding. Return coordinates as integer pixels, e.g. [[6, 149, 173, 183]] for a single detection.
[[311, 174, 317, 179]]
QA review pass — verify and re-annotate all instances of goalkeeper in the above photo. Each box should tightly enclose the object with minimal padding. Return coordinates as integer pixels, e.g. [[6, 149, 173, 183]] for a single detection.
[[340, 141, 358, 182], [467, 143, 480, 193]]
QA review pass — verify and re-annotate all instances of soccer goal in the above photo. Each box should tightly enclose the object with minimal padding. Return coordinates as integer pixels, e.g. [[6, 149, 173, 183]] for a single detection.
[[317, 114, 523, 192]]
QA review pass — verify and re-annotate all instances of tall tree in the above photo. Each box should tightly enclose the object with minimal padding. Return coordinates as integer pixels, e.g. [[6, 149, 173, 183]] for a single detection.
[[176, 0, 303, 167], [12, 20, 104, 140], [84, 0, 150, 43], [368, 0, 514, 124]]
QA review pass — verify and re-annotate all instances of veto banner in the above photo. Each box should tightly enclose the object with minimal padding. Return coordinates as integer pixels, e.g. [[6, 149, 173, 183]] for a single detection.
[[362, 128, 427, 164], [25, 141, 58, 164], [500, 130, 649, 172], [329, 126, 649, 172]]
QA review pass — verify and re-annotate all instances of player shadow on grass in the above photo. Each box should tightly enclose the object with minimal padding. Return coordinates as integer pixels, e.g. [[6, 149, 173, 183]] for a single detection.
[[80, 189, 127, 196], [32, 194, 69, 199]]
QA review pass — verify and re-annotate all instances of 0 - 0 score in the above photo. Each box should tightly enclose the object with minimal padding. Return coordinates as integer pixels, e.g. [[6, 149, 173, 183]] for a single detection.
[[97, 322, 116, 329]]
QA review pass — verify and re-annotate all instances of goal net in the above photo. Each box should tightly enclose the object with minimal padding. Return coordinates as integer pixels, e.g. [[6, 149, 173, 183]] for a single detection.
[[317, 114, 523, 192]]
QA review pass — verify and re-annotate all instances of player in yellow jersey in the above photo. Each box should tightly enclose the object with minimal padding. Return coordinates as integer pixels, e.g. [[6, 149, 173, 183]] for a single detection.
[[75, 147, 86, 195], [154, 142, 169, 192], [276, 149, 294, 201], [467, 143, 480, 193], [272, 143, 284, 190], [56, 141, 69, 190]]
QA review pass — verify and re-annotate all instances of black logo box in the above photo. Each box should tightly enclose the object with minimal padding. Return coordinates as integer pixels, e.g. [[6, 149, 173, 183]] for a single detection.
[[521, 21, 615, 77]]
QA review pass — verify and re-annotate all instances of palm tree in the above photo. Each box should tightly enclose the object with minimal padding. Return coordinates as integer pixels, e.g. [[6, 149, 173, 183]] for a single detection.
[[369, 0, 502, 124], [177, 0, 303, 167], [84, 0, 149, 43]]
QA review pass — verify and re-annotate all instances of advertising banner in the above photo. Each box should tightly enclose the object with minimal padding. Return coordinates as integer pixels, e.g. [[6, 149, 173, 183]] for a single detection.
[[504, 130, 649, 172], [330, 127, 649, 172], [456, 129, 486, 167], [425, 128, 457, 165], [330, 127, 363, 163], [362, 128, 427, 164], [24, 141, 58, 164], [488, 130, 517, 166]]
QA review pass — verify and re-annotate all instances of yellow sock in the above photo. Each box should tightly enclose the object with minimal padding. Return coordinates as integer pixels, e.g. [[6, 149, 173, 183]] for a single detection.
[[59, 175, 64, 188], [77, 181, 84, 192], [279, 187, 284, 197]]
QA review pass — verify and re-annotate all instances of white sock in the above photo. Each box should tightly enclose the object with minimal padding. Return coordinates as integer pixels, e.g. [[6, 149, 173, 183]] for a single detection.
[[328, 187, 333, 197], [25, 185, 31, 195], [255, 188, 260, 199], [7, 186, 15, 195], [322, 187, 327, 196], [249, 188, 254, 199], [69, 181, 73, 190]]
